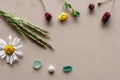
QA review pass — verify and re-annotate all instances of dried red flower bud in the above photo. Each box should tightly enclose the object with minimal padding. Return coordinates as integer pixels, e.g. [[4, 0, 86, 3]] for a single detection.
[[45, 12, 52, 21], [98, 2, 102, 6], [101, 12, 111, 23], [88, 3, 95, 11]]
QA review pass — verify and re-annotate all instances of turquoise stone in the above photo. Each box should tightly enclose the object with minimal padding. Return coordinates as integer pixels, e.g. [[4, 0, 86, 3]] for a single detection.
[[33, 60, 42, 69], [63, 65, 72, 72]]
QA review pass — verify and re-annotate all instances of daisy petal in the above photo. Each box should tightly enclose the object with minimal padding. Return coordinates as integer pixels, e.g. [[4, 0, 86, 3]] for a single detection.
[[14, 38, 20, 46], [0, 39, 7, 46], [1, 54, 6, 59], [12, 38, 17, 46], [0, 50, 6, 56], [12, 56, 15, 63], [6, 56, 10, 63], [10, 56, 13, 64], [9, 35, 12, 44], [15, 45, 23, 49], [15, 50, 24, 56], [0, 45, 4, 49], [13, 54, 19, 61]]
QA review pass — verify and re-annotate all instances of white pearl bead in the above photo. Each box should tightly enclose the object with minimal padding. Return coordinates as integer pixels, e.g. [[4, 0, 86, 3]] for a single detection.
[[48, 66, 55, 73]]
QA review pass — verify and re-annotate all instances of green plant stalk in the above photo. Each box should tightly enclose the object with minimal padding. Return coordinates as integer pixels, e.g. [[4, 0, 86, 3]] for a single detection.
[[1, 12, 50, 39], [0, 10, 53, 50], [0, 10, 48, 33], [15, 22, 53, 50], [8, 19, 47, 49], [5, 17, 25, 38], [23, 23, 50, 39], [4, 13, 53, 50]]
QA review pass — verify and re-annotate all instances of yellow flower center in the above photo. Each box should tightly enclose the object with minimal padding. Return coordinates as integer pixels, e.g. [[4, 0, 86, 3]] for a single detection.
[[4, 45, 14, 55]]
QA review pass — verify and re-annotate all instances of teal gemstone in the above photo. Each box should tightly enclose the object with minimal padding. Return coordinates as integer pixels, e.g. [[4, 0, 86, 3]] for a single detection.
[[33, 60, 42, 69], [63, 65, 72, 72]]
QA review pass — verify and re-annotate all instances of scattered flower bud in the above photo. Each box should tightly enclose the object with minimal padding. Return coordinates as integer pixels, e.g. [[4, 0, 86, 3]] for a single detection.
[[45, 12, 52, 21], [58, 12, 68, 21], [101, 12, 111, 23], [98, 2, 102, 6], [88, 3, 95, 11]]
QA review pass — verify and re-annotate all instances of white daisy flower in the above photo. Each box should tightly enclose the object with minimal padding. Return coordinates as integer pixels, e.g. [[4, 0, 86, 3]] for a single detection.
[[0, 35, 24, 65]]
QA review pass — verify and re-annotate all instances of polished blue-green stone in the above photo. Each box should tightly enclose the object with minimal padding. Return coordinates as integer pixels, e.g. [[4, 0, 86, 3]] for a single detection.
[[33, 60, 42, 69], [63, 65, 72, 72]]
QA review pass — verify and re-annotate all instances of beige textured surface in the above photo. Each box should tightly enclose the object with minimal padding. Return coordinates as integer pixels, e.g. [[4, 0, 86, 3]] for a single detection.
[[0, 0, 120, 80]]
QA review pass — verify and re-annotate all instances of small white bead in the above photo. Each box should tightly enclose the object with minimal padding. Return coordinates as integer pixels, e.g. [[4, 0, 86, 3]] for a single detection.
[[48, 66, 55, 73]]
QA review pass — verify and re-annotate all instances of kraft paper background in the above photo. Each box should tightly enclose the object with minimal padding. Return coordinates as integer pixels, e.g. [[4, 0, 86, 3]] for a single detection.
[[0, 0, 120, 80]]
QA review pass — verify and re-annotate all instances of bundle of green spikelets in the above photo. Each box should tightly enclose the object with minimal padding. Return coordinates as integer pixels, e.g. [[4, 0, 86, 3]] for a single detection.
[[0, 10, 53, 50]]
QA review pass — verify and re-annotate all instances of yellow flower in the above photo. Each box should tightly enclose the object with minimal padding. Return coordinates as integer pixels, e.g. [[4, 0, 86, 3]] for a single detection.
[[58, 12, 68, 21]]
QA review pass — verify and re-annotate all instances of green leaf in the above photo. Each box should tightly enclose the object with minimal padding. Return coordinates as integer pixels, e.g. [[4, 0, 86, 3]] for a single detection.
[[72, 10, 80, 17], [68, 4, 72, 8], [65, 2, 69, 9], [64, 2, 72, 9]]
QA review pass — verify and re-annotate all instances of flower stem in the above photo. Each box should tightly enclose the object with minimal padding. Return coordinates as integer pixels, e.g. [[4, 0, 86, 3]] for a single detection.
[[98, 0, 115, 12], [62, 0, 65, 11], [110, 0, 115, 12], [39, 0, 46, 12]]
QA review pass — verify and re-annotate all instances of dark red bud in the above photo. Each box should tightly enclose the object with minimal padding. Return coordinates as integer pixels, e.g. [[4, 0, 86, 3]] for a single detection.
[[88, 3, 95, 11], [45, 12, 52, 21], [101, 12, 111, 23], [98, 2, 102, 6]]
